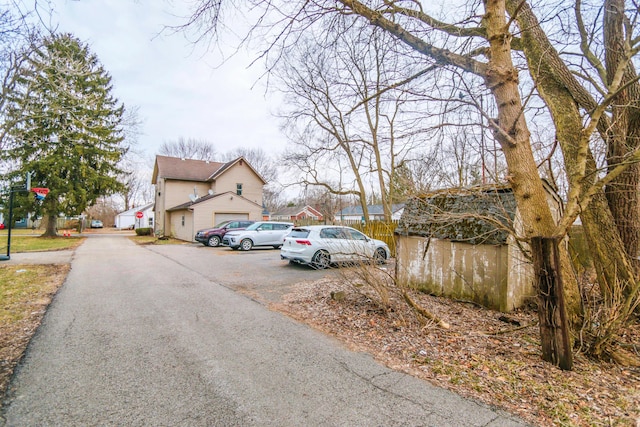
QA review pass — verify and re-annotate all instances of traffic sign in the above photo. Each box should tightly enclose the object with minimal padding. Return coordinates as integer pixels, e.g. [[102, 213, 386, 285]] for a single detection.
[[31, 187, 49, 201], [135, 211, 143, 219], [30, 187, 49, 195]]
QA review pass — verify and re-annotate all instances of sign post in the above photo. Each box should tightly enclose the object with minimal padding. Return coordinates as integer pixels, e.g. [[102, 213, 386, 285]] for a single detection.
[[1, 177, 48, 261], [135, 211, 143, 229]]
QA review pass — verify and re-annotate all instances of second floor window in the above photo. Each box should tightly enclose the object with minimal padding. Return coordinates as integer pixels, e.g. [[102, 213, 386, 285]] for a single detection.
[[236, 183, 243, 196]]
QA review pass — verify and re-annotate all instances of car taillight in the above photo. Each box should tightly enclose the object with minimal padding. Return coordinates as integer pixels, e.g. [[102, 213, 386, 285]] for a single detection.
[[295, 239, 312, 245]]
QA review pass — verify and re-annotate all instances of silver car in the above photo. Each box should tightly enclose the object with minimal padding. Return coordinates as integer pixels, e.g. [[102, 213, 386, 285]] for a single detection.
[[280, 225, 390, 269], [222, 221, 294, 251]]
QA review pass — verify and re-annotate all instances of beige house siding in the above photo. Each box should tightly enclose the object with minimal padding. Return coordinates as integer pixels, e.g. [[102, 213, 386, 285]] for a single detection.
[[165, 180, 210, 210], [170, 209, 195, 242], [158, 180, 210, 234], [154, 179, 164, 234], [214, 163, 263, 206], [191, 195, 262, 236], [152, 155, 266, 238]]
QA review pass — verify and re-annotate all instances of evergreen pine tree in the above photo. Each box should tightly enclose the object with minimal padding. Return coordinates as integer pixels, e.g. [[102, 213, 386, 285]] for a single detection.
[[3, 33, 126, 236]]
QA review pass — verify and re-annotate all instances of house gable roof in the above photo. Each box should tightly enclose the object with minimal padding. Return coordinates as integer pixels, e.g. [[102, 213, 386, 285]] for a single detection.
[[272, 204, 323, 218], [208, 156, 267, 185], [151, 155, 268, 185], [117, 202, 154, 216], [166, 191, 262, 212], [152, 155, 225, 183]]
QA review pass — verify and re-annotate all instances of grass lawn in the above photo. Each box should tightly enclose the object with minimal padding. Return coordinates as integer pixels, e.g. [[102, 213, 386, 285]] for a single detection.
[[0, 230, 82, 401], [0, 263, 69, 401], [129, 235, 184, 245], [0, 235, 84, 253]]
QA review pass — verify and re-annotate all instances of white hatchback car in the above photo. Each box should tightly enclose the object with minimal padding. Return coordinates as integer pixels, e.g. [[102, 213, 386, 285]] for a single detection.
[[222, 221, 294, 251], [280, 225, 390, 269]]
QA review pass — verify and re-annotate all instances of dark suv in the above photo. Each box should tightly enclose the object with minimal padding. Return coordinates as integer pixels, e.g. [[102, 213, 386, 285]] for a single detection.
[[195, 220, 255, 247]]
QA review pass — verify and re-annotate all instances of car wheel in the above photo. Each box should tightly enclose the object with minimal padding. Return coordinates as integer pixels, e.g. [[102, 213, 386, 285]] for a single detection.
[[240, 239, 253, 251], [374, 247, 387, 264], [312, 250, 331, 270], [207, 235, 221, 247]]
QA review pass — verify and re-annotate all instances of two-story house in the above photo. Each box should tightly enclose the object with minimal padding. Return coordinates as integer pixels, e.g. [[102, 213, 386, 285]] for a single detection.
[[152, 155, 266, 241]]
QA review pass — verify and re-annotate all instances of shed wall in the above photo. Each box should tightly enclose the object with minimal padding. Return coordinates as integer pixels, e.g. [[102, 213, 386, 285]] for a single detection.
[[396, 235, 534, 312]]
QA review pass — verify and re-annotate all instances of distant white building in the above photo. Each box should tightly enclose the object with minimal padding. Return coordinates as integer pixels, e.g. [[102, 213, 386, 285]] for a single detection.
[[115, 203, 154, 230], [336, 204, 405, 222]]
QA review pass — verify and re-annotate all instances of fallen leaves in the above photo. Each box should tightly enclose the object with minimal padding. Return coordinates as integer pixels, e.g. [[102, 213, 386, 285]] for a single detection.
[[272, 276, 640, 427]]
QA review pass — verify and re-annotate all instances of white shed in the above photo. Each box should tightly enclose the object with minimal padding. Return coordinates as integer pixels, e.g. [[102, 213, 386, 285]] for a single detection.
[[115, 203, 154, 230], [394, 183, 562, 312]]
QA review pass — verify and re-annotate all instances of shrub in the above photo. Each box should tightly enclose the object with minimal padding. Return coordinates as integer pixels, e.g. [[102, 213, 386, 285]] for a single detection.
[[63, 220, 79, 230], [135, 227, 152, 236]]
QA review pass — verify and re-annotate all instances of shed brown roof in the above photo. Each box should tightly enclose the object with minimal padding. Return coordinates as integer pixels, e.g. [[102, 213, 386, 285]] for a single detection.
[[153, 155, 224, 182], [396, 186, 517, 245]]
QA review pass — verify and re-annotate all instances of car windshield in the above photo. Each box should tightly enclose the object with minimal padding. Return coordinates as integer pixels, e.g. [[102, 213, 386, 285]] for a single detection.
[[245, 223, 261, 231], [214, 221, 231, 228]]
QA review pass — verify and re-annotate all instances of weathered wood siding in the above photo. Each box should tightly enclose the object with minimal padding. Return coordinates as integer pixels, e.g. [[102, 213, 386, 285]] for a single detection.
[[396, 235, 534, 312]]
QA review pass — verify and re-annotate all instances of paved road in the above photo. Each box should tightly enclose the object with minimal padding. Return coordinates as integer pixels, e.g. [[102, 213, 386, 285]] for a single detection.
[[1, 235, 527, 426], [146, 241, 346, 304]]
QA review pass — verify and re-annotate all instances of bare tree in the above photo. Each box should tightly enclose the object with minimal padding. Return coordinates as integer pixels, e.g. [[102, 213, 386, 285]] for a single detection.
[[503, 0, 640, 361], [181, 0, 640, 365], [0, 2, 42, 152], [115, 106, 153, 211], [118, 155, 154, 211], [294, 186, 344, 222], [158, 137, 217, 161], [276, 26, 432, 222], [262, 185, 287, 214]]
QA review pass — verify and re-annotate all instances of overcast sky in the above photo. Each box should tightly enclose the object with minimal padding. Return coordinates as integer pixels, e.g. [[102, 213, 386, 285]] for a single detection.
[[48, 0, 286, 161]]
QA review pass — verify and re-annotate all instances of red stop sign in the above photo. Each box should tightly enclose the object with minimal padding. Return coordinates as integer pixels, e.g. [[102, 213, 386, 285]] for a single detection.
[[135, 211, 143, 219]]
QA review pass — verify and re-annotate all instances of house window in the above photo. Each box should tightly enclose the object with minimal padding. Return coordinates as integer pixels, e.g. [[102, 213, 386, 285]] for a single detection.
[[236, 183, 243, 196], [181, 215, 185, 226]]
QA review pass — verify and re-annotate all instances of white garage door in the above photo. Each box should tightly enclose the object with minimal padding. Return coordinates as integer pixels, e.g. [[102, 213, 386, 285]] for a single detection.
[[214, 212, 249, 225]]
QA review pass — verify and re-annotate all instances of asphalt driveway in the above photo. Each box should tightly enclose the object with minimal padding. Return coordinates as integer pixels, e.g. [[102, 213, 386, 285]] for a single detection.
[[1, 234, 527, 426], [146, 242, 344, 304]]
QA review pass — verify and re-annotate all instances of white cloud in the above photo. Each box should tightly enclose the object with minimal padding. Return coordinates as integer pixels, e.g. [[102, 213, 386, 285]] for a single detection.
[[50, 0, 285, 157]]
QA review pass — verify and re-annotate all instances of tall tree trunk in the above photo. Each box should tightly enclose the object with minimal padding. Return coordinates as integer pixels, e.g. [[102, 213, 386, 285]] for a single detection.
[[604, 0, 640, 278], [507, 0, 638, 302], [482, 0, 581, 332], [43, 214, 57, 237]]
